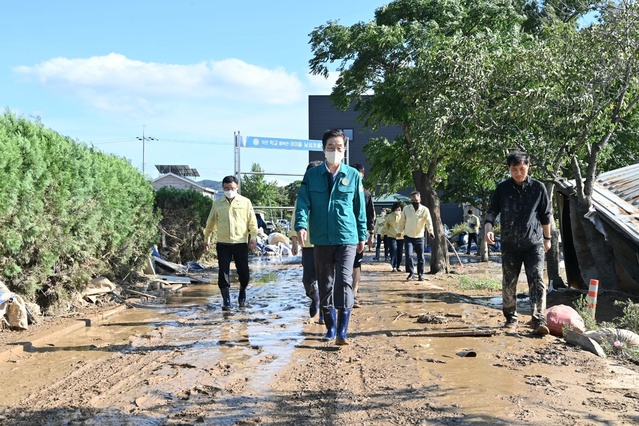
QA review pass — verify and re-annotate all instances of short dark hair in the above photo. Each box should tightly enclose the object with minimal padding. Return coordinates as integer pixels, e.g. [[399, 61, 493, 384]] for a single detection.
[[222, 175, 238, 185], [507, 151, 530, 167], [391, 201, 403, 211], [352, 163, 365, 174], [468, 209, 473, 214], [307, 160, 323, 171], [322, 128, 347, 148]]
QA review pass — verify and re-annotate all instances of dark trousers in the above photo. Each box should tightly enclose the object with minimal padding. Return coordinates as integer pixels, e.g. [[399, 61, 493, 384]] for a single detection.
[[388, 237, 403, 269], [467, 232, 478, 254], [404, 236, 425, 276], [216, 242, 249, 290], [501, 244, 546, 323], [375, 234, 383, 259], [314, 244, 357, 309], [301, 248, 318, 299]]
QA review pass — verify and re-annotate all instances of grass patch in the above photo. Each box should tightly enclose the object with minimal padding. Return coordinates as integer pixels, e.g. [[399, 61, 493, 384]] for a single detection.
[[457, 275, 501, 291]]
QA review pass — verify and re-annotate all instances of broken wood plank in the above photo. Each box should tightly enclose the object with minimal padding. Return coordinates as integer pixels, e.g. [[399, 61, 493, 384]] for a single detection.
[[389, 329, 496, 338], [156, 275, 192, 284], [126, 288, 157, 299]]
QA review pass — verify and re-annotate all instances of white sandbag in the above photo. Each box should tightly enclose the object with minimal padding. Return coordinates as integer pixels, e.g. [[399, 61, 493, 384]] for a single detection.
[[268, 232, 290, 245], [5, 295, 29, 330], [583, 328, 639, 348]]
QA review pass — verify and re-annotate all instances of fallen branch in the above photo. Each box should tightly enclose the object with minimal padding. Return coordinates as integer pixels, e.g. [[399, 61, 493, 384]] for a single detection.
[[392, 312, 407, 323], [389, 328, 496, 338], [125, 288, 157, 299]]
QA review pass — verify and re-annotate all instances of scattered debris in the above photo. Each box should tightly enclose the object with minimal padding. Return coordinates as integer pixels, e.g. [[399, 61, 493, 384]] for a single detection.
[[565, 330, 607, 358], [416, 313, 449, 324], [392, 312, 407, 323]]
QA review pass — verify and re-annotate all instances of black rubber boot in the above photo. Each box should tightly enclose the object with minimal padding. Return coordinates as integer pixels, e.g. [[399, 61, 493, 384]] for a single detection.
[[220, 287, 231, 311], [318, 309, 325, 325], [335, 308, 352, 345], [238, 286, 247, 308], [322, 307, 336, 341], [309, 291, 320, 318]]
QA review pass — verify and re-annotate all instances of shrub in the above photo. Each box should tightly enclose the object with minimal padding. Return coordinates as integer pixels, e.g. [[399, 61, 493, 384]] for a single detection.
[[0, 111, 158, 310]]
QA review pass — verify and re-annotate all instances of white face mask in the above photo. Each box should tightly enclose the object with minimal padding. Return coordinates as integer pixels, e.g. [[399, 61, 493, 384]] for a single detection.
[[224, 189, 237, 199], [394, 210, 401, 215], [325, 150, 344, 165]]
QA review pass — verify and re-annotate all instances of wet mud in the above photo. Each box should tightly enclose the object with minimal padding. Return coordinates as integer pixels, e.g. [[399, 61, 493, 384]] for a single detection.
[[1, 255, 639, 425]]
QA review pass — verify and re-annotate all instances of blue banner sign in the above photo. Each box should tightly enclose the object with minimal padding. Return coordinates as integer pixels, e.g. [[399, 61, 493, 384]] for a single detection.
[[243, 136, 323, 151]]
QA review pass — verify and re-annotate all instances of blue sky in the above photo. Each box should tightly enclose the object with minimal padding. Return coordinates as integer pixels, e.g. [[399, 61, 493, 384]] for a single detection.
[[1, 0, 388, 185]]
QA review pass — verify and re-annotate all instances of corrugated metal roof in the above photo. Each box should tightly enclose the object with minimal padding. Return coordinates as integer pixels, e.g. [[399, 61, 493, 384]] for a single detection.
[[593, 163, 639, 245]]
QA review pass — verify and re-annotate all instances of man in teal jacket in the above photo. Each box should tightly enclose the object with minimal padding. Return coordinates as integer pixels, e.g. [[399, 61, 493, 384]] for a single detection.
[[294, 129, 367, 345]]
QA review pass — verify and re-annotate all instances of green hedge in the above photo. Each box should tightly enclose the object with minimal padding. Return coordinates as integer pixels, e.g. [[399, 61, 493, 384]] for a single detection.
[[154, 186, 212, 264], [0, 111, 158, 305]]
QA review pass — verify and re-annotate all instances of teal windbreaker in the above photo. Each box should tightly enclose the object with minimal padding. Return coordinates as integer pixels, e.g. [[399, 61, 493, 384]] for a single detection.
[[294, 162, 367, 245]]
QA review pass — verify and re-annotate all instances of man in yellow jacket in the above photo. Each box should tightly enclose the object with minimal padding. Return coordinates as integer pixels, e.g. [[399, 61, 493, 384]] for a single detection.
[[398, 191, 434, 281], [204, 175, 258, 311]]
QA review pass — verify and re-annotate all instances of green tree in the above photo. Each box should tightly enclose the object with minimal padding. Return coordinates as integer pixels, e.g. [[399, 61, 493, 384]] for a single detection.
[[310, 0, 527, 273], [489, 1, 639, 290], [240, 163, 282, 209]]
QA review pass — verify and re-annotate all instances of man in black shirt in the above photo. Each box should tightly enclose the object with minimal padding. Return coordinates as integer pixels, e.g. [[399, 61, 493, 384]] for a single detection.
[[484, 151, 552, 335]]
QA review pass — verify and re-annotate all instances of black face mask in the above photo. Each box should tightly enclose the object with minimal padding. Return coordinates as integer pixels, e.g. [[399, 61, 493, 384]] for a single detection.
[[412, 202, 420, 210]]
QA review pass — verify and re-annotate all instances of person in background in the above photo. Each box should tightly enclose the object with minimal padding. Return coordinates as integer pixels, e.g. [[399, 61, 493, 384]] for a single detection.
[[204, 175, 258, 311], [294, 129, 367, 345], [466, 209, 480, 255], [382, 202, 404, 273], [372, 208, 388, 261], [398, 191, 434, 281], [484, 151, 551, 336], [351, 163, 376, 309], [289, 160, 325, 323]]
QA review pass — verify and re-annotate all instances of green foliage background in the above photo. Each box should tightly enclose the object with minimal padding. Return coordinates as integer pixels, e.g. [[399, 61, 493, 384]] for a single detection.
[[0, 111, 158, 308]]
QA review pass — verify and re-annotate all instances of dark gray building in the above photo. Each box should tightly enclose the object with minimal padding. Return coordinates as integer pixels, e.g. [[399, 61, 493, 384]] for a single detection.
[[308, 95, 463, 227]]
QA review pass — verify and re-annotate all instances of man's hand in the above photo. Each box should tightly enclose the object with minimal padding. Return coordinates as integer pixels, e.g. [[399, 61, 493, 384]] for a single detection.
[[366, 233, 374, 249], [249, 240, 257, 251], [357, 241, 365, 254], [291, 237, 299, 256], [485, 231, 495, 245], [428, 233, 435, 240], [543, 239, 551, 253], [297, 229, 307, 247]]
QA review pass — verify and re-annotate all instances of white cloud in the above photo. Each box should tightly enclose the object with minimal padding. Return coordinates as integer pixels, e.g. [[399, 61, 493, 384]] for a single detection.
[[306, 72, 338, 95], [13, 53, 306, 110]]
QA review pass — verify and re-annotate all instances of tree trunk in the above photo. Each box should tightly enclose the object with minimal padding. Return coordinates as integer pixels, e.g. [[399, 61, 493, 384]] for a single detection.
[[544, 182, 566, 288], [412, 169, 449, 274]]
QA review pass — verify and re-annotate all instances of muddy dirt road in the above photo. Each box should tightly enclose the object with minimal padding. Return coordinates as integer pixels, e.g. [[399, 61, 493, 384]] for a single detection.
[[1, 256, 639, 425]]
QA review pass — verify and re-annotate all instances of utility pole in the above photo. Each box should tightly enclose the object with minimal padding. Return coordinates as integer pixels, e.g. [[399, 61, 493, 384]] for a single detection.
[[136, 126, 158, 175]]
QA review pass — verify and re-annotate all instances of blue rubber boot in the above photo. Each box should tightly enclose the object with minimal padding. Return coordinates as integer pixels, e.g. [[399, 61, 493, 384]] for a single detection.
[[238, 286, 247, 308], [322, 307, 336, 341], [220, 287, 231, 311], [335, 308, 352, 345], [309, 291, 320, 318]]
